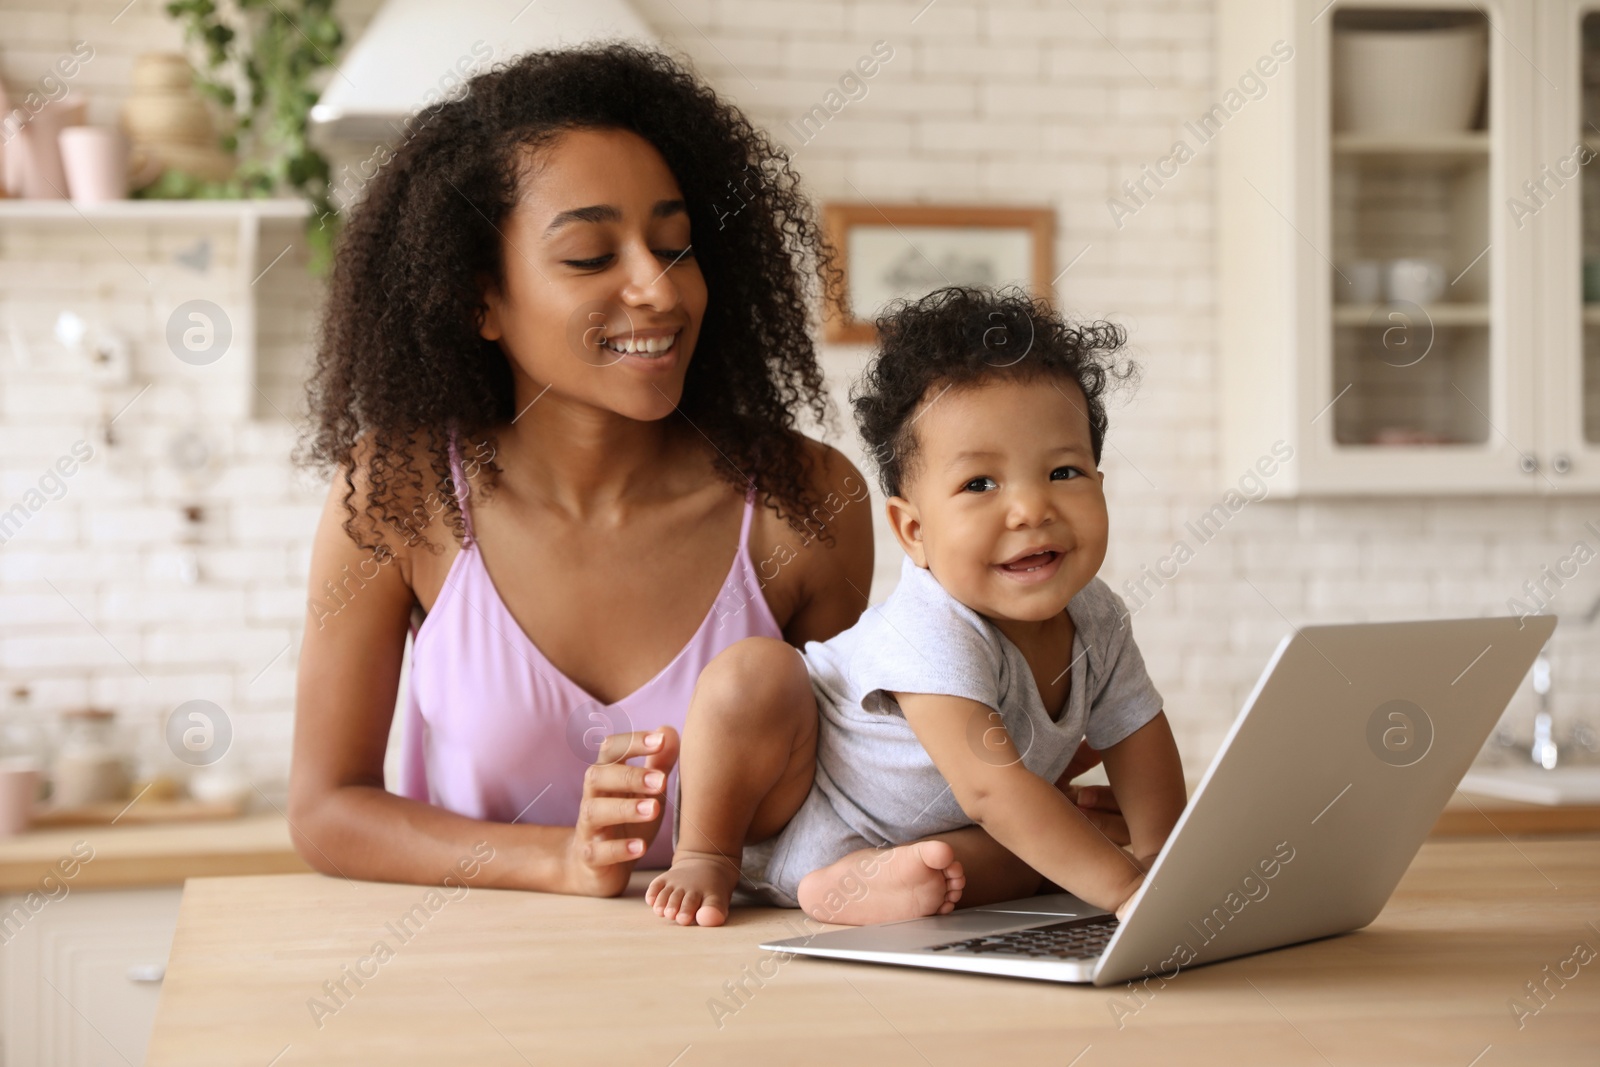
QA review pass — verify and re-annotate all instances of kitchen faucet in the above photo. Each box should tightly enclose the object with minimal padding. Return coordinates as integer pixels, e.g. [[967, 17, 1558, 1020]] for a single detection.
[[1531, 652, 1555, 769], [1529, 592, 1600, 769]]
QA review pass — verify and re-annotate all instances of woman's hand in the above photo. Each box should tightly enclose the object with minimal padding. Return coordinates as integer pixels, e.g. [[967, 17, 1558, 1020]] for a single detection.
[[562, 726, 680, 897], [1054, 740, 1131, 847]]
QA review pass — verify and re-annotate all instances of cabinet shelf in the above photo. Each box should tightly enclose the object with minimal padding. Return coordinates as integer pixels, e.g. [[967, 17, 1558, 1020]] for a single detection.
[[0, 198, 309, 221], [1332, 303, 1489, 327], [1332, 131, 1490, 167]]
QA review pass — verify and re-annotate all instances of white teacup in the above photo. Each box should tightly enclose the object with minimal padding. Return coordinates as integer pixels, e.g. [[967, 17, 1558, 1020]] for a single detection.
[[1386, 258, 1447, 305]]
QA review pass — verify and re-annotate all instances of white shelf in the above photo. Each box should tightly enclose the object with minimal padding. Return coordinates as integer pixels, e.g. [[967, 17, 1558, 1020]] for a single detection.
[[1332, 303, 1490, 327], [0, 195, 316, 422], [1332, 131, 1490, 165], [0, 198, 310, 221]]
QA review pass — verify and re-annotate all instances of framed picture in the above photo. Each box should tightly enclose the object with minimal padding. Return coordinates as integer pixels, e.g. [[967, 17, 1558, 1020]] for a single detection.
[[822, 203, 1055, 343]]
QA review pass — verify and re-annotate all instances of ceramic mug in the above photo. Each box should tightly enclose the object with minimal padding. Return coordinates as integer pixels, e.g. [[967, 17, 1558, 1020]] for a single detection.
[[1, 97, 87, 199], [0, 758, 41, 837], [1386, 258, 1447, 305], [1337, 259, 1384, 304], [58, 126, 130, 204]]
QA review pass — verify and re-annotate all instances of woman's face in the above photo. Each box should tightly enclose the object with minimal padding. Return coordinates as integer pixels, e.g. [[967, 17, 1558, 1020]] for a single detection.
[[479, 126, 708, 423]]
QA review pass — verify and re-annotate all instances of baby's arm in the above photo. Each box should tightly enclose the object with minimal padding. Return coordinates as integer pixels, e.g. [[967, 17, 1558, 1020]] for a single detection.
[[1098, 712, 1186, 867], [893, 692, 1145, 915]]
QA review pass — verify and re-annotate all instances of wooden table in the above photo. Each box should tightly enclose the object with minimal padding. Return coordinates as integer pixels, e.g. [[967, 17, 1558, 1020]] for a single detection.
[[147, 838, 1600, 1066]]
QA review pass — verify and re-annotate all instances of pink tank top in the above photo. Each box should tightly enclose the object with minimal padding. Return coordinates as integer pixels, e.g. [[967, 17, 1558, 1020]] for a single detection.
[[395, 440, 784, 868]]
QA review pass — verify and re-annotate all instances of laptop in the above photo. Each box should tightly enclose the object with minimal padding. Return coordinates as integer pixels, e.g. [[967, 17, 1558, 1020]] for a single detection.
[[760, 614, 1555, 986]]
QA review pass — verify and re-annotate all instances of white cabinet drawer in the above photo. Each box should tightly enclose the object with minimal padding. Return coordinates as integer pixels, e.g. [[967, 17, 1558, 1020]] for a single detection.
[[0, 886, 183, 1067]]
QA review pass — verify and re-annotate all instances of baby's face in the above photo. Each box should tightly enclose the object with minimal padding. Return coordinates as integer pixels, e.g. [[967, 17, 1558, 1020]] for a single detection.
[[886, 375, 1109, 624]]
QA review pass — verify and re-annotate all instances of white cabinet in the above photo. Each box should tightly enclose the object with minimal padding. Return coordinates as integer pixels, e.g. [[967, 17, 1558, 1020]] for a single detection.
[[1218, 0, 1595, 493], [0, 887, 183, 1067]]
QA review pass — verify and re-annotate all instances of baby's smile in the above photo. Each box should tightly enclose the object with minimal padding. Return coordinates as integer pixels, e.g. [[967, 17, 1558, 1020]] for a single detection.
[[995, 545, 1066, 582]]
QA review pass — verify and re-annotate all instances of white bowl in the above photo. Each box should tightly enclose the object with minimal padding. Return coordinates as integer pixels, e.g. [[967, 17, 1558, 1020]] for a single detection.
[[1334, 21, 1487, 134]]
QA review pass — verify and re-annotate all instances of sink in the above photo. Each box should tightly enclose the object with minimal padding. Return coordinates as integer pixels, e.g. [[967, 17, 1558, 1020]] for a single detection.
[[1460, 765, 1600, 806]]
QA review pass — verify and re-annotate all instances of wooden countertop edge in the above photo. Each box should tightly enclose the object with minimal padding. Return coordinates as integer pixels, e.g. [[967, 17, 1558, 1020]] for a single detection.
[[4, 849, 314, 892], [0, 813, 311, 893], [1430, 802, 1600, 836], [1, 799, 1594, 894]]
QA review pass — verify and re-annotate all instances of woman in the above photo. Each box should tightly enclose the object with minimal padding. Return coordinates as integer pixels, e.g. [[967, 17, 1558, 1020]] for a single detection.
[[289, 44, 1120, 898]]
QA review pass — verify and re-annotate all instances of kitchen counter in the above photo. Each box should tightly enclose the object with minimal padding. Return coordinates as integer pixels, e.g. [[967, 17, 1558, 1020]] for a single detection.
[[148, 837, 1599, 1066], [1436, 789, 1600, 835], [0, 812, 310, 892], [0, 793, 1578, 891], [0, 793, 1574, 895]]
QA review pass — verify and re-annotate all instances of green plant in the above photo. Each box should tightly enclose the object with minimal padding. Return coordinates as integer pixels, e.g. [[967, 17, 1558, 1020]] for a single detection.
[[159, 0, 345, 273]]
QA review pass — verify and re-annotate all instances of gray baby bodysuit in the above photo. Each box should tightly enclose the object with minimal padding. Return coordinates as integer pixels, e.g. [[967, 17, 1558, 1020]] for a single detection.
[[737, 554, 1165, 906]]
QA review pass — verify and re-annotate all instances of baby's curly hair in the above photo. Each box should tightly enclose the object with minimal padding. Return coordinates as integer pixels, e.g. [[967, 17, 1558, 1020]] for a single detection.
[[851, 286, 1134, 498], [300, 43, 840, 552]]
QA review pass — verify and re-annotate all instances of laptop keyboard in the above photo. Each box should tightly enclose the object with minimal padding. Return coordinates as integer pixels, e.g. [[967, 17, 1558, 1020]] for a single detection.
[[925, 915, 1120, 960]]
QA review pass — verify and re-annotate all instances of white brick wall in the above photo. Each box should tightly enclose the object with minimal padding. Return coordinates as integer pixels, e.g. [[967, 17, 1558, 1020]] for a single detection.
[[1, 0, 1593, 794]]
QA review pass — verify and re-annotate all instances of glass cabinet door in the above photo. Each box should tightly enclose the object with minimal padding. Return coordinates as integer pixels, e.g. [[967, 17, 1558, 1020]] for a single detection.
[[1328, 7, 1491, 450], [1572, 7, 1600, 481], [1293, 0, 1538, 492], [1538, 0, 1600, 489]]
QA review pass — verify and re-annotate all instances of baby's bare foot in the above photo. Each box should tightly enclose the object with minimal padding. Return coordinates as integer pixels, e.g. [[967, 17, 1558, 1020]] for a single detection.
[[645, 850, 742, 927], [796, 840, 964, 926]]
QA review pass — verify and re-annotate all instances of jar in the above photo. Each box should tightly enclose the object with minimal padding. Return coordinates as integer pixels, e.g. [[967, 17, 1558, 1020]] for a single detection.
[[51, 708, 130, 808], [0, 686, 47, 835], [0, 686, 48, 798]]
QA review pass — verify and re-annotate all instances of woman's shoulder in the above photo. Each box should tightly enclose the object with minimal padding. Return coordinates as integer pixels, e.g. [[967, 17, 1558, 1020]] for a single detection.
[[746, 433, 877, 642], [746, 433, 872, 541], [797, 434, 875, 512], [319, 430, 476, 578]]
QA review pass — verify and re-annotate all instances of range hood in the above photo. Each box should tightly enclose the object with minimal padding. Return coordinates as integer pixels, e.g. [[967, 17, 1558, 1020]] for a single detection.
[[310, 0, 653, 143]]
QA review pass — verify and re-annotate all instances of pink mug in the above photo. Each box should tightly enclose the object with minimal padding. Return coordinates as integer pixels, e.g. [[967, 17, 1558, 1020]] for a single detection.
[[1, 96, 86, 199], [0, 758, 41, 837], [58, 126, 130, 203]]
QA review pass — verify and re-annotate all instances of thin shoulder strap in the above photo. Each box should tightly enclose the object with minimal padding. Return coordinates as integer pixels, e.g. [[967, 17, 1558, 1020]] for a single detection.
[[445, 430, 475, 546], [738, 481, 757, 552]]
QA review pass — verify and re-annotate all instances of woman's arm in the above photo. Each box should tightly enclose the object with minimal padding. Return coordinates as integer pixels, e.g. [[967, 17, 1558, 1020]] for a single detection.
[[894, 692, 1146, 914], [287, 469, 673, 895]]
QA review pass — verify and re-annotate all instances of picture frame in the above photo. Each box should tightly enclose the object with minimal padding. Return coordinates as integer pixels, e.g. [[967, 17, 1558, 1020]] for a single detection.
[[821, 203, 1056, 343]]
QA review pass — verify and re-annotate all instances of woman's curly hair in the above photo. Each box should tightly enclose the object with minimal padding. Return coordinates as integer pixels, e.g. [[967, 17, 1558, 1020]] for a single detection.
[[851, 286, 1135, 498], [300, 43, 840, 552]]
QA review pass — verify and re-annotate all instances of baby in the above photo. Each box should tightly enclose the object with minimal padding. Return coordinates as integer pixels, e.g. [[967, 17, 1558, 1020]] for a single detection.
[[647, 286, 1187, 927]]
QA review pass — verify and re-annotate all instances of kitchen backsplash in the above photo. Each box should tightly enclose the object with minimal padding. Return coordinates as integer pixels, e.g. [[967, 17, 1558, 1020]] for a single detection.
[[0, 0, 1594, 791]]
